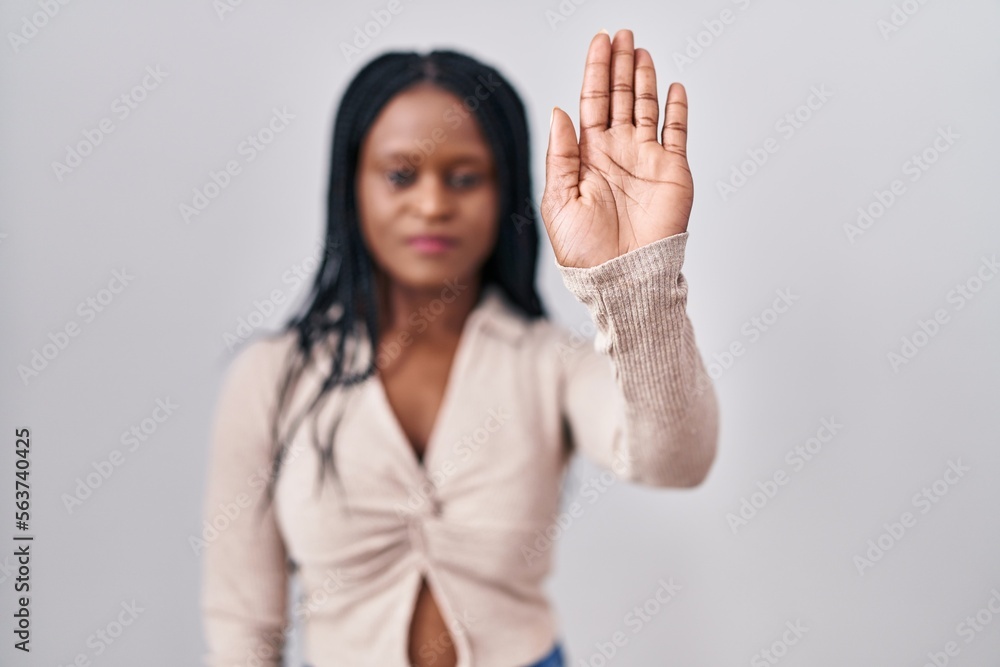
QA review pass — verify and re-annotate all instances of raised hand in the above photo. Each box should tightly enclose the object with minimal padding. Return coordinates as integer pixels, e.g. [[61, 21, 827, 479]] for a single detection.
[[541, 29, 694, 269]]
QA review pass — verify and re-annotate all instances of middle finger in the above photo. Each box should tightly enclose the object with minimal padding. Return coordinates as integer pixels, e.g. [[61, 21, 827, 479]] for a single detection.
[[609, 29, 635, 127]]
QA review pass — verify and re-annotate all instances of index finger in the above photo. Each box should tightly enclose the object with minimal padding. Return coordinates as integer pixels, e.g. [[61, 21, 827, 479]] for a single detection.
[[661, 82, 688, 157]]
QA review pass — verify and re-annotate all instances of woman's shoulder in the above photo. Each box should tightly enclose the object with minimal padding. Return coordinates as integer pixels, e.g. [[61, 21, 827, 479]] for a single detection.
[[223, 328, 302, 390], [510, 310, 597, 375], [481, 286, 577, 351]]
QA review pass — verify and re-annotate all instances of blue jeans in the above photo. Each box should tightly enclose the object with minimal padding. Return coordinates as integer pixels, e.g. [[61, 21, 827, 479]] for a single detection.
[[527, 641, 565, 667]]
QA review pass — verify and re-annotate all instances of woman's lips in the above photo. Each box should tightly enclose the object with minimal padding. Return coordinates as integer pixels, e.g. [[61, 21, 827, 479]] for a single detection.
[[407, 235, 458, 254]]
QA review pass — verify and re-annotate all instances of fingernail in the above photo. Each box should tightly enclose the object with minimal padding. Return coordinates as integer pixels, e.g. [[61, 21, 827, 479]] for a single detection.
[[598, 28, 609, 36], [550, 107, 556, 129]]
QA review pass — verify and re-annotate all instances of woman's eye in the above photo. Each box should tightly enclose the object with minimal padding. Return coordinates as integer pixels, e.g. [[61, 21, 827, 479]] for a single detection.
[[386, 169, 413, 186], [450, 173, 482, 188], [385, 170, 481, 189]]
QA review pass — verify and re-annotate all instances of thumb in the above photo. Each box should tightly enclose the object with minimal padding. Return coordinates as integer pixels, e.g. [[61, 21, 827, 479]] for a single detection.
[[542, 106, 580, 221]]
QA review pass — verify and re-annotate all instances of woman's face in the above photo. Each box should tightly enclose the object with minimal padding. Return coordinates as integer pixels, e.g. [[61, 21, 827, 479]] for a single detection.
[[356, 83, 499, 296]]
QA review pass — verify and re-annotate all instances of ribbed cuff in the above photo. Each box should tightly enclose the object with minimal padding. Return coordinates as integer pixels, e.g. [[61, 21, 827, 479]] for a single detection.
[[554, 231, 688, 299]]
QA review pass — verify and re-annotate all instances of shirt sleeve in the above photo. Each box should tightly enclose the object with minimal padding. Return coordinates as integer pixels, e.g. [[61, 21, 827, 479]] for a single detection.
[[554, 231, 719, 488], [200, 337, 291, 666]]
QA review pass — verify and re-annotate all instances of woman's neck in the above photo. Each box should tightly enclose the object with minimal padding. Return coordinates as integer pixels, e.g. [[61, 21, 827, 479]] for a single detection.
[[375, 271, 483, 341]]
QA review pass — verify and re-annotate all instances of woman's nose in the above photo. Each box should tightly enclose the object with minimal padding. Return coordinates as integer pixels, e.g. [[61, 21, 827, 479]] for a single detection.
[[414, 174, 453, 219]]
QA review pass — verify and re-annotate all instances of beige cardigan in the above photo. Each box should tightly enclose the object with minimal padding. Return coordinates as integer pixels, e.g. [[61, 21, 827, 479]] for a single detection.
[[199, 230, 719, 667]]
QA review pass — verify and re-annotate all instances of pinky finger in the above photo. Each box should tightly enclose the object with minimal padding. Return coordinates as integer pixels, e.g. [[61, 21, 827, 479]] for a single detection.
[[661, 82, 688, 158]]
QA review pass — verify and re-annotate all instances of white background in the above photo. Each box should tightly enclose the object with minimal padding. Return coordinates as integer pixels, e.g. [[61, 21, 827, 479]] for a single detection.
[[2, 0, 999, 665]]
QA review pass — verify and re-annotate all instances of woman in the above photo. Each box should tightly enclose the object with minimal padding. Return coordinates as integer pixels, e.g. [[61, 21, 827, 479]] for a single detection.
[[200, 28, 719, 667]]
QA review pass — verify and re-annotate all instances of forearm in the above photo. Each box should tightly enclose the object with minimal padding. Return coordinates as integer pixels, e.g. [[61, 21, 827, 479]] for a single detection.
[[558, 231, 719, 487]]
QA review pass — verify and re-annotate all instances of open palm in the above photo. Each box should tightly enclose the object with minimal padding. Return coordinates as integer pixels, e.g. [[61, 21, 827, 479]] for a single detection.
[[541, 29, 693, 269]]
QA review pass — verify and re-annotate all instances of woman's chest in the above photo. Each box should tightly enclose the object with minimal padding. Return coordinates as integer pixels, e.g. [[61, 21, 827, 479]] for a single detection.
[[273, 339, 570, 551], [377, 338, 458, 465]]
